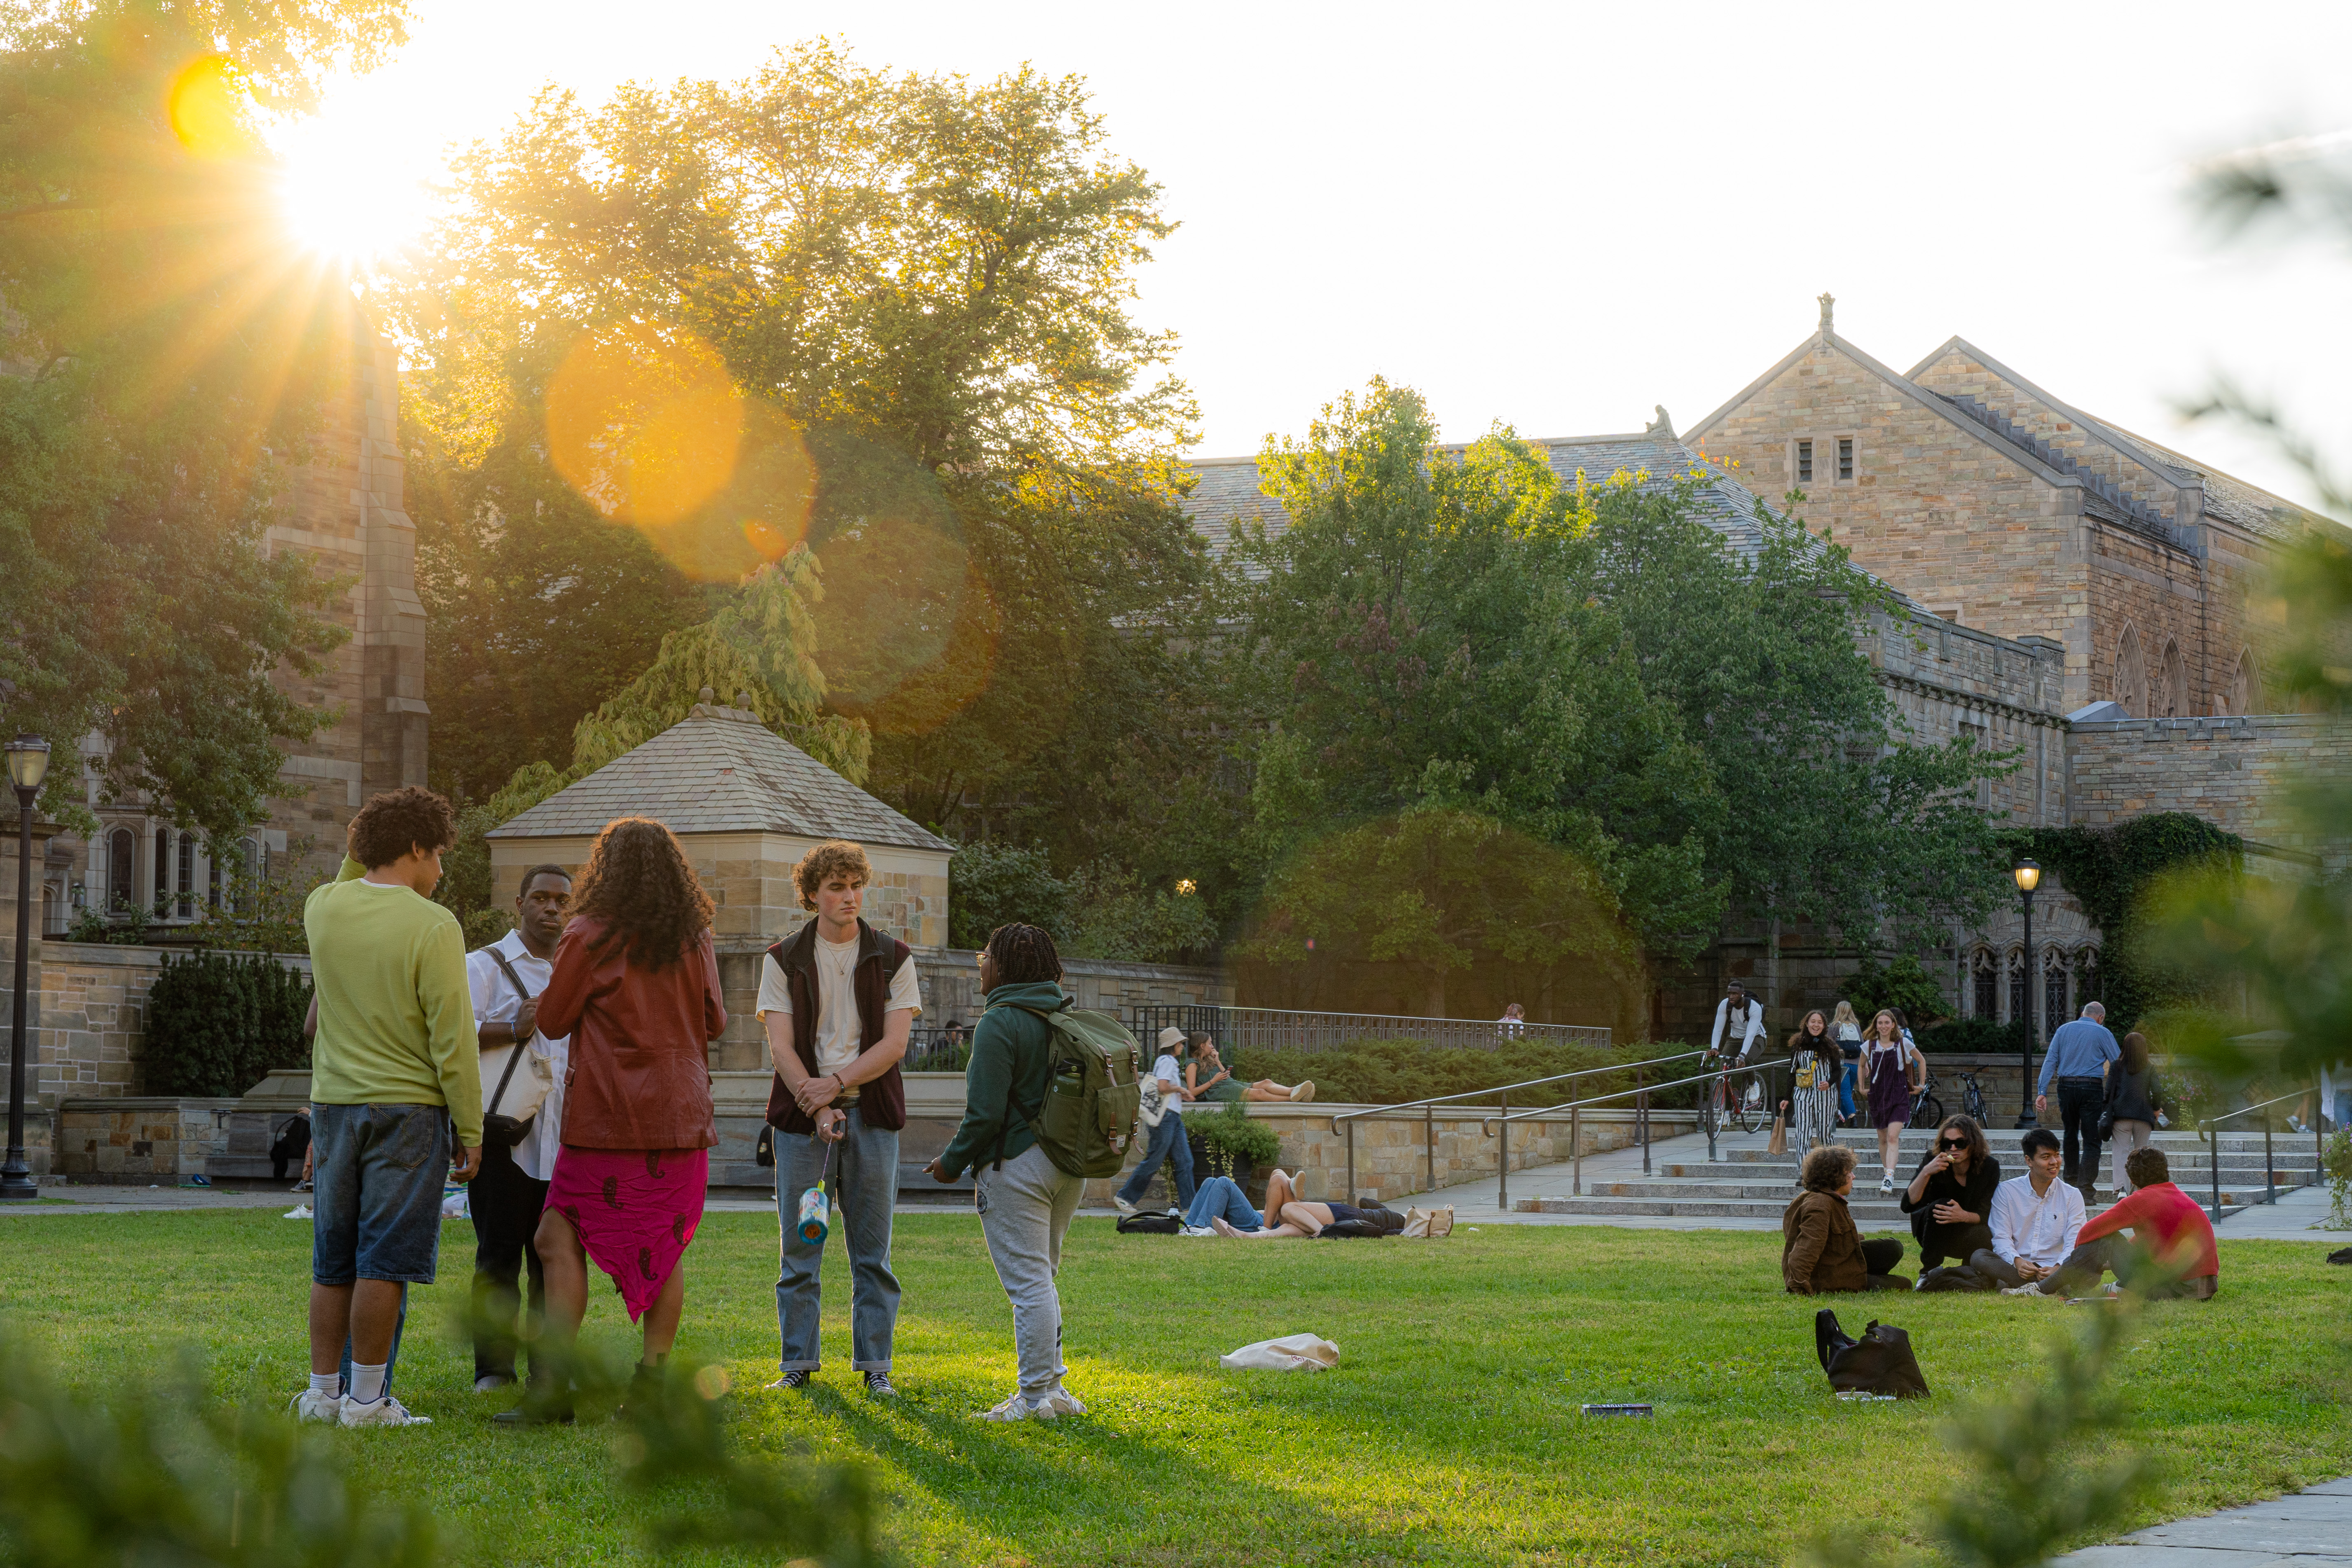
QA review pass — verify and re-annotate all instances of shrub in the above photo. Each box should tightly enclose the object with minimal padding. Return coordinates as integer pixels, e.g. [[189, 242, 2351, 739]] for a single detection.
[[1840, 953, 1949, 1027], [143, 951, 312, 1098], [1915, 1018, 2027, 1055], [1190, 1098, 1281, 1170], [1227, 1038, 1622, 1108]]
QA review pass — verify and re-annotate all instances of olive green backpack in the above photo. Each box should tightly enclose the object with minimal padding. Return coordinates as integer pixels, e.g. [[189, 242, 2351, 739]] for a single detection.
[[995, 1004, 1145, 1179]]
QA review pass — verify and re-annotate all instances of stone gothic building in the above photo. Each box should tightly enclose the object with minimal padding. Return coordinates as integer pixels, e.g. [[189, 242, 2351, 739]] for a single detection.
[[1180, 300, 2348, 1040], [43, 314, 428, 936]]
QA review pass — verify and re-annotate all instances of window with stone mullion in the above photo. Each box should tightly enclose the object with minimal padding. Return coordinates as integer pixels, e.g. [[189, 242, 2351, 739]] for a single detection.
[[2043, 954, 2069, 1039]]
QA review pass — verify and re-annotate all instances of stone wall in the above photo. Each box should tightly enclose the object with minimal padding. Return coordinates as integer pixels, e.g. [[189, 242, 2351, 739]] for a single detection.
[[2068, 713, 2352, 866]]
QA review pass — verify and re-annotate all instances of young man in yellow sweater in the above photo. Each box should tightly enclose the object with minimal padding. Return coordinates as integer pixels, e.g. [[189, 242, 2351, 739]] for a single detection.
[[294, 787, 483, 1428]]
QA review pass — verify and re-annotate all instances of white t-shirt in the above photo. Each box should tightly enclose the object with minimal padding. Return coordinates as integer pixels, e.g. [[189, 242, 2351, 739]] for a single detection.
[[464, 931, 569, 1183], [755, 937, 922, 1093]]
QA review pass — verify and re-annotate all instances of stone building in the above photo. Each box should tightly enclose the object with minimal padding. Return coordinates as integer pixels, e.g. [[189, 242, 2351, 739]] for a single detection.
[[41, 311, 428, 935], [1180, 311, 2347, 1039]]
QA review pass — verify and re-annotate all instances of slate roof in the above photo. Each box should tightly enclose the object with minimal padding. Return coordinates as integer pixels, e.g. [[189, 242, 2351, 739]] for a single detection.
[[487, 706, 953, 854]]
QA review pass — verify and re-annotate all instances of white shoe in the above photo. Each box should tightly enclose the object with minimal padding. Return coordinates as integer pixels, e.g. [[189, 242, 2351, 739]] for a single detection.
[[1180, 1224, 1215, 1236], [291, 1388, 343, 1424], [1879, 1177, 1895, 1195], [1112, 1196, 1137, 1217], [1034, 1388, 1085, 1419], [976, 1392, 1041, 1422], [1290, 1081, 1316, 1103], [338, 1394, 431, 1428], [474, 1374, 514, 1394]]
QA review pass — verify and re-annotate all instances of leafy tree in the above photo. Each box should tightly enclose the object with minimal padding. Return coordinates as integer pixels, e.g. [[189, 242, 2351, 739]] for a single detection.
[[388, 40, 1224, 897], [0, 2, 405, 835]]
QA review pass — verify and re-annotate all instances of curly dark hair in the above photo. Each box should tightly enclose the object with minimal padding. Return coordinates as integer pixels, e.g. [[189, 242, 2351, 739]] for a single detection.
[[2125, 1145, 2171, 1189], [566, 818, 714, 970], [984, 922, 1062, 985], [1800, 1143, 1856, 1193], [349, 786, 457, 869]]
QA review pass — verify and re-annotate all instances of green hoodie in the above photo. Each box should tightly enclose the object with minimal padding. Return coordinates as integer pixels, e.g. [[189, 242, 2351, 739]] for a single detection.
[[937, 980, 1069, 1181]]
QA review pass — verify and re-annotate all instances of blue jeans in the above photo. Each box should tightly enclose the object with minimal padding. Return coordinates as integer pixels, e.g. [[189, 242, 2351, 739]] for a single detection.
[[776, 1105, 900, 1373], [311, 1102, 449, 1284], [1116, 1112, 1195, 1209], [1185, 1176, 1261, 1231], [1839, 1063, 1858, 1119]]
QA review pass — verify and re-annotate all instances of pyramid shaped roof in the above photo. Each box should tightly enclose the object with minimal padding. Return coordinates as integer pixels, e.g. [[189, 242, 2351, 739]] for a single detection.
[[487, 704, 953, 854]]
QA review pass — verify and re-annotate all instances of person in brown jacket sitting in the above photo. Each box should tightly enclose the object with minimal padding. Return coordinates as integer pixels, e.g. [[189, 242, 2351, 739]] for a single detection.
[[1783, 1144, 1908, 1294]]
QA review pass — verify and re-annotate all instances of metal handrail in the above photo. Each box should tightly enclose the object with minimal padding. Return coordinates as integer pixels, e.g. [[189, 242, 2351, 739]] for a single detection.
[[1328, 1048, 1713, 1207], [2200, 1082, 2324, 1217], [1478, 1058, 1791, 1211]]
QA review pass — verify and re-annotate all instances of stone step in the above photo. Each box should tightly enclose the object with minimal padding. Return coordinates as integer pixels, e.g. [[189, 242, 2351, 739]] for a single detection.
[[1519, 1192, 2259, 1222], [1673, 1154, 2318, 1179]]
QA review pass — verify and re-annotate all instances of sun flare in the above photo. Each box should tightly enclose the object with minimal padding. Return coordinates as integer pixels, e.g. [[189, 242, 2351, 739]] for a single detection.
[[274, 123, 430, 264]]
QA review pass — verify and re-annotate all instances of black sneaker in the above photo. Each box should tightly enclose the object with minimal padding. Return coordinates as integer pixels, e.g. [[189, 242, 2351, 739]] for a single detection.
[[863, 1370, 898, 1398], [766, 1369, 812, 1390]]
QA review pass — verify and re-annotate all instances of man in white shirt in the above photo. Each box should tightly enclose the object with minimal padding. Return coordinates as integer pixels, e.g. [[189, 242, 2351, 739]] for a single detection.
[[1708, 982, 1764, 1064], [1970, 1128, 2085, 1289], [463, 863, 573, 1395], [1112, 1027, 1198, 1217], [761, 840, 921, 1399]]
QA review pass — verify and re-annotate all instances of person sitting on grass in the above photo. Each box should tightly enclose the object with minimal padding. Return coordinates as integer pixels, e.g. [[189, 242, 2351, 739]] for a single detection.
[[1966, 1128, 2085, 1290], [2004, 1146, 2220, 1300], [1783, 1144, 1908, 1293], [1180, 1169, 1299, 1235], [1186, 1036, 1314, 1104], [1208, 1192, 1403, 1238], [1901, 1114, 2000, 1270]]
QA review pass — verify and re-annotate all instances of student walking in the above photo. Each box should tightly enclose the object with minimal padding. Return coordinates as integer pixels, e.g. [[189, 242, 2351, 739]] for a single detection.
[[463, 864, 573, 1395], [2036, 1002, 2121, 1193], [1781, 1011, 1840, 1153], [295, 787, 483, 1430], [1830, 1001, 1863, 1124], [925, 924, 1090, 1421], [763, 840, 921, 1397], [503, 819, 726, 1425], [1859, 1009, 1922, 1193], [1112, 1027, 1197, 1215], [2103, 1031, 2161, 1197]]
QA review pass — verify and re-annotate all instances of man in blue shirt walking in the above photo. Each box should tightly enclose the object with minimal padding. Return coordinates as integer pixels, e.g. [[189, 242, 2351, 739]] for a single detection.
[[2036, 1002, 2120, 1195]]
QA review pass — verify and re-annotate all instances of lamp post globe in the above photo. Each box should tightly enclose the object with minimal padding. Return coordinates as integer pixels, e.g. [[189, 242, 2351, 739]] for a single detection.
[[2011, 858, 2041, 1130], [1, 733, 47, 1200]]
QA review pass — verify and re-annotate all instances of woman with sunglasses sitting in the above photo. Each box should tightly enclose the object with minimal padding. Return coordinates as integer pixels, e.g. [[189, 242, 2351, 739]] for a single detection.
[[1900, 1114, 2001, 1271]]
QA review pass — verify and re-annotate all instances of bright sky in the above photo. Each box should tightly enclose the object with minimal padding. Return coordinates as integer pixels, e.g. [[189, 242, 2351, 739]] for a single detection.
[[276, 0, 2352, 512]]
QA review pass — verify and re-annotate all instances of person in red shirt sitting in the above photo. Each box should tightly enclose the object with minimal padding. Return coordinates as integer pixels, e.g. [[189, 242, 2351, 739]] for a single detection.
[[2006, 1145, 2219, 1300]]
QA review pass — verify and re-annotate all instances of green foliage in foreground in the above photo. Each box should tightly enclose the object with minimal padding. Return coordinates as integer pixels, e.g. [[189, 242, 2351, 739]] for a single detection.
[[2, 1211, 2342, 1567]]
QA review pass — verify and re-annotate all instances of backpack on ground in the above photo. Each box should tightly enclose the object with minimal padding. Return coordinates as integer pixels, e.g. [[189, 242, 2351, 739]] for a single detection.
[[999, 1003, 1145, 1179], [1116, 1210, 1183, 1236]]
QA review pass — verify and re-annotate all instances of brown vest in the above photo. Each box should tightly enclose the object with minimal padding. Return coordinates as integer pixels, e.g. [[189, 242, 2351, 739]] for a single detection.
[[762, 917, 910, 1133]]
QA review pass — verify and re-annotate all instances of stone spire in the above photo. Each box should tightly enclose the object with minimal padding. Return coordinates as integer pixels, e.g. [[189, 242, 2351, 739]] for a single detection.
[[1817, 292, 1836, 333]]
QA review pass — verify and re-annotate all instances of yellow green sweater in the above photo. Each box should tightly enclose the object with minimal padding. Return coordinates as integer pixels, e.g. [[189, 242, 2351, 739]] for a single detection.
[[303, 857, 483, 1145]]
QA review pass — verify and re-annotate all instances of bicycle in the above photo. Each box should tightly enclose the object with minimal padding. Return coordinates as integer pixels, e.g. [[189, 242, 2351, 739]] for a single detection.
[[1706, 1053, 1769, 1135], [1908, 1069, 1945, 1130], [1950, 1067, 1989, 1126]]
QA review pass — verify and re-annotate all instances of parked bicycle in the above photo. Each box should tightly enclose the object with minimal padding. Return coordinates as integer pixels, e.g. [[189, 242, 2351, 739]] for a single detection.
[[1908, 1069, 1945, 1130], [1950, 1067, 1989, 1126]]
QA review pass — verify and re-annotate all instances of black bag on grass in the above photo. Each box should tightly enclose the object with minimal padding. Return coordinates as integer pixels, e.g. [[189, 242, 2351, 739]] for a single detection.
[[1320, 1204, 1407, 1239], [1116, 1211, 1183, 1236], [1814, 1310, 1930, 1398], [1915, 1264, 1997, 1293]]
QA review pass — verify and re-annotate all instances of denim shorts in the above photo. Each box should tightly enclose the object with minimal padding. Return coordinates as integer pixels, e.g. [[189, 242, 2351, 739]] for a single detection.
[[311, 1102, 450, 1285]]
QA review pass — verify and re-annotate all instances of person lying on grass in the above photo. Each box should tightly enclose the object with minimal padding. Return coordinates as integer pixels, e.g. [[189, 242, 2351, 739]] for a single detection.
[[1184, 1037, 1314, 1103], [1179, 1169, 1300, 1235], [1783, 1143, 1908, 1293], [1208, 1191, 1404, 1238]]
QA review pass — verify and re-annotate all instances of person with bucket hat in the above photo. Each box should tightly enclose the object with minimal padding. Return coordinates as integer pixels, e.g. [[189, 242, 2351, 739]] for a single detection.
[[1111, 1026, 1197, 1216]]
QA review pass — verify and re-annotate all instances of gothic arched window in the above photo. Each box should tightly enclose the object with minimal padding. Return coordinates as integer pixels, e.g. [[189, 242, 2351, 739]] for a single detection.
[[2008, 949, 2029, 1029], [2043, 950, 2070, 1037], [1972, 950, 1998, 1020], [107, 828, 133, 913], [2224, 648, 2263, 716], [2159, 639, 2189, 718], [2113, 624, 2146, 716]]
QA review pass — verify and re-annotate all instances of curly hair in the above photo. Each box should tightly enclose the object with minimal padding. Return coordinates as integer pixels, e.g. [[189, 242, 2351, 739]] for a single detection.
[[794, 839, 871, 912], [1801, 1143, 1856, 1193], [2125, 1145, 2171, 1189], [566, 818, 714, 970], [349, 786, 457, 869], [984, 922, 1062, 985]]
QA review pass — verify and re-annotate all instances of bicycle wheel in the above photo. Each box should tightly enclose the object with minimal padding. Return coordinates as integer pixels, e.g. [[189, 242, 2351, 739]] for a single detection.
[[1736, 1081, 1767, 1135], [1910, 1094, 1944, 1130]]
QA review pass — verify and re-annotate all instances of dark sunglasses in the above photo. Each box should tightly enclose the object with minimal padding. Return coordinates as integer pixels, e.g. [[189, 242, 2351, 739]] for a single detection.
[[1938, 1137, 1969, 1151]]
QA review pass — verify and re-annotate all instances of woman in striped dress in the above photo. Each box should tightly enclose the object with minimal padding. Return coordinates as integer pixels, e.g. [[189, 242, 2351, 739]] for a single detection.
[[1781, 1011, 1840, 1156]]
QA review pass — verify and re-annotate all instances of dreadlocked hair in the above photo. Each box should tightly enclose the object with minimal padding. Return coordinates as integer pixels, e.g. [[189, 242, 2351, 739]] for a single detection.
[[984, 923, 1062, 985], [565, 818, 714, 971]]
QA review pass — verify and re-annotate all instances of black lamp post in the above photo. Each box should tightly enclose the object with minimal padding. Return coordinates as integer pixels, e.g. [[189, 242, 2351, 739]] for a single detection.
[[2012, 857, 2041, 1130], [1, 733, 48, 1201]]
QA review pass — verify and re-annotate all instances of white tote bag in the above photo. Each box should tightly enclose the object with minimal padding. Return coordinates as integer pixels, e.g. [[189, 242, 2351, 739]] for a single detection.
[[1219, 1333, 1340, 1372], [478, 1041, 555, 1125]]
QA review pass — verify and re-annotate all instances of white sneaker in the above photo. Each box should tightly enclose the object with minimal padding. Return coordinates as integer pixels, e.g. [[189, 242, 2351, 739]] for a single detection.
[[1112, 1196, 1136, 1217], [1180, 1224, 1215, 1236], [291, 1388, 343, 1424], [338, 1394, 431, 1428], [474, 1374, 514, 1394], [1879, 1177, 1895, 1195], [1035, 1388, 1086, 1418], [976, 1392, 1041, 1422]]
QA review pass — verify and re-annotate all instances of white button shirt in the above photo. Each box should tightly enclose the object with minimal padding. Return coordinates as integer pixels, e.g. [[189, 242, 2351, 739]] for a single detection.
[[464, 930, 569, 1182], [1987, 1172, 2087, 1268]]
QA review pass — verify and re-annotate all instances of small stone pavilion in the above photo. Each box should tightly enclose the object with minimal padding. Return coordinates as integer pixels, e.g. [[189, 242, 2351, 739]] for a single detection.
[[487, 696, 953, 1073]]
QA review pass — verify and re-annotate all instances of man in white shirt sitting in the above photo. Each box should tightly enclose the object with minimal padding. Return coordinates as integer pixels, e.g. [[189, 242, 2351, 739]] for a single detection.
[[464, 863, 573, 1395], [1969, 1128, 2086, 1290]]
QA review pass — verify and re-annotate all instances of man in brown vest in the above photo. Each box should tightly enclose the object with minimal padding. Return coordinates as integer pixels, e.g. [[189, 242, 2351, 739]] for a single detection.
[[761, 840, 922, 1397]]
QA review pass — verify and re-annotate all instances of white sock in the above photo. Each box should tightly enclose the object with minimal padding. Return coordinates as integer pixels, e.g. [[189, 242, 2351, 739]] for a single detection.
[[349, 1362, 388, 1404], [308, 1371, 342, 1399]]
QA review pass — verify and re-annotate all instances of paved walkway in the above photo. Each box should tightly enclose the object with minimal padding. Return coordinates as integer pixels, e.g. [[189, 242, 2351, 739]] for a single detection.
[[2053, 1476, 2352, 1564]]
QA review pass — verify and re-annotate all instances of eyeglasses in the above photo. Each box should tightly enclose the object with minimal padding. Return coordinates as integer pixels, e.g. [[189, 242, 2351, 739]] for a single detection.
[[1938, 1138, 1968, 1151]]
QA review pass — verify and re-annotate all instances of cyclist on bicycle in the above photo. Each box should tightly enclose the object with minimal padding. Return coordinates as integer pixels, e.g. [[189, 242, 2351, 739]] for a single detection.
[[1707, 982, 1766, 1119]]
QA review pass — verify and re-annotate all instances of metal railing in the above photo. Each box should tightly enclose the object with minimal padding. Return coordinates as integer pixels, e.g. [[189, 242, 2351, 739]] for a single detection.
[[1131, 1003, 1612, 1056], [1326, 1048, 1712, 1205], [901, 1028, 971, 1075], [1481, 1057, 1791, 1211], [2201, 1083, 2326, 1219]]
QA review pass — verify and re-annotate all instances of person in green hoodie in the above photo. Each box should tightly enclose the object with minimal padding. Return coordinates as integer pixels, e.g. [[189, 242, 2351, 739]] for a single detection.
[[924, 923, 1086, 1422]]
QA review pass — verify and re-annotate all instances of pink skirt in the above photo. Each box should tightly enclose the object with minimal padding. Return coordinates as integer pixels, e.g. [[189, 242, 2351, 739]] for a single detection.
[[546, 1146, 708, 1321]]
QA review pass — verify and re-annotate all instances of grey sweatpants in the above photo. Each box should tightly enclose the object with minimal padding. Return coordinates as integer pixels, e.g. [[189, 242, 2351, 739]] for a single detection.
[[975, 1143, 1084, 1399]]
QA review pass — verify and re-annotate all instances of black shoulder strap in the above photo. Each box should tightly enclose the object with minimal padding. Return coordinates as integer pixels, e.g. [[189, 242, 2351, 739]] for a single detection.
[[485, 1033, 529, 1116], [485, 945, 534, 1009]]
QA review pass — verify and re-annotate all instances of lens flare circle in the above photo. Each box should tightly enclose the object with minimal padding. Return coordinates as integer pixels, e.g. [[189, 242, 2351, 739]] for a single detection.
[[169, 55, 250, 159], [545, 325, 743, 528]]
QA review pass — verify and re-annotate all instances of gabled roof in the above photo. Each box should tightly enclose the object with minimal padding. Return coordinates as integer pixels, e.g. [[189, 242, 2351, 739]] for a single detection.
[[488, 705, 953, 854]]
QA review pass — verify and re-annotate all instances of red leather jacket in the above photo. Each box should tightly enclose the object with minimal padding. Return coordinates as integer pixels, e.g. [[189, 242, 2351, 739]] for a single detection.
[[536, 916, 725, 1151]]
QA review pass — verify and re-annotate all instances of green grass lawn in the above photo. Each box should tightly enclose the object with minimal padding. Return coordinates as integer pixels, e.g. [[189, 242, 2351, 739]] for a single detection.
[[2, 1209, 2346, 1566]]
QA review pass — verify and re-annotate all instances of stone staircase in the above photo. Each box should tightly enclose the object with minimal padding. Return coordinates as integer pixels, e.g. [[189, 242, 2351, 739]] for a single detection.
[[1516, 1127, 2320, 1223]]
